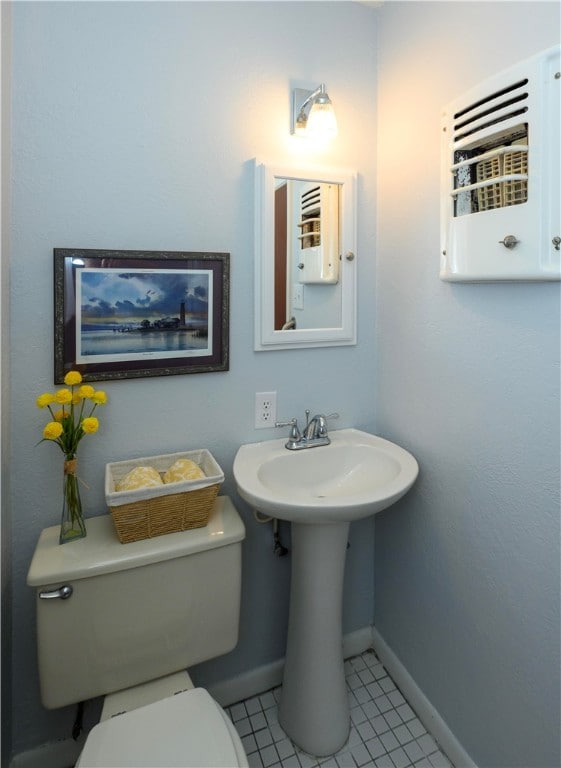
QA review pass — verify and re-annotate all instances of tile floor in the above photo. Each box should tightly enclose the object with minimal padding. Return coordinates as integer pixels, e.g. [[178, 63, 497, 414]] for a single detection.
[[227, 649, 454, 768]]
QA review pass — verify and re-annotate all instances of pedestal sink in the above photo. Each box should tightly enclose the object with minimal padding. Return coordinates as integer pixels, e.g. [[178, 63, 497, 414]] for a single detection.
[[233, 428, 418, 757]]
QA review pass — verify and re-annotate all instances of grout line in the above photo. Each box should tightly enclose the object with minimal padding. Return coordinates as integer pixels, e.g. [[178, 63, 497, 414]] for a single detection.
[[228, 650, 455, 768]]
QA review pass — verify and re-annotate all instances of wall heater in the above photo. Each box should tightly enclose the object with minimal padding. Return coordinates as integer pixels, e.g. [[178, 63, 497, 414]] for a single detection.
[[440, 45, 560, 281], [296, 182, 340, 284]]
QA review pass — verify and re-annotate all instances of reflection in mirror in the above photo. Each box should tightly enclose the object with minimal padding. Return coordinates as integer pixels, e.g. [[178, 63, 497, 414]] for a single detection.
[[255, 161, 357, 351], [274, 179, 341, 331]]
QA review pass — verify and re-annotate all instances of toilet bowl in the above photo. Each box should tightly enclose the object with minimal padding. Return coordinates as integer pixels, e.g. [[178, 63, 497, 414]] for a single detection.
[[76, 670, 248, 768], [27, 496, 248, 768], [76, 688, 248, 768]]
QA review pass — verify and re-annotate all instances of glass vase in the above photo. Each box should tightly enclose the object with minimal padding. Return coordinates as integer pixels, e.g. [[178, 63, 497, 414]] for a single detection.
[[60, 457, 87, 544]]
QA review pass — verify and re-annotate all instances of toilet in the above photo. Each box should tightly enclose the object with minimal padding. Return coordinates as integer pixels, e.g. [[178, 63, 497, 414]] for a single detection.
[[27, 495, 248, 767]]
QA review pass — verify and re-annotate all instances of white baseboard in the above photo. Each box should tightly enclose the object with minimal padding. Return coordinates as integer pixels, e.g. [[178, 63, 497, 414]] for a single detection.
[[207, 656, 285, 708], [9, 625, 375, 768], [209, 625, 375, 707], [371, 625, 477, 768], [9, 736, 84, 768], [343, 625, 375, 659]]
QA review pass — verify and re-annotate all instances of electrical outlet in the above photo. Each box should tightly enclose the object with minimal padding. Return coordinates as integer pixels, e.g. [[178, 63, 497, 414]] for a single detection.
[[255, 391, 277, 429], [293, 283, 304, 310]]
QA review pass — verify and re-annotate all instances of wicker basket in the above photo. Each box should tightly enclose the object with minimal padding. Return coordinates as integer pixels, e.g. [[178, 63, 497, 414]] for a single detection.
[[105, 450, 224, 544]]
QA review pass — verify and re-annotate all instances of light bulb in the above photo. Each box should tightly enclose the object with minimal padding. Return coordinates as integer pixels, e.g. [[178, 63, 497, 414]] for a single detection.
[[306, 99, 338, 139]]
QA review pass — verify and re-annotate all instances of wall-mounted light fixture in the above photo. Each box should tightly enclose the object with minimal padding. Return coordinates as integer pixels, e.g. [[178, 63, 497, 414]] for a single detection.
[[292, 83, 338, 139]]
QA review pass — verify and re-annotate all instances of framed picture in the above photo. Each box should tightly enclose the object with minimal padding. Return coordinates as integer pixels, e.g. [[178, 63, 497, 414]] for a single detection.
[[54, 249, 230, 383]]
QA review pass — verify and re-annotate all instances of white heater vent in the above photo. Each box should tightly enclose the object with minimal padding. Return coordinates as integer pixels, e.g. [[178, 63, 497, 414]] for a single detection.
[[440, 45, 560, 281], [452, 79, 528, 144], [297, 182, 339, 284]]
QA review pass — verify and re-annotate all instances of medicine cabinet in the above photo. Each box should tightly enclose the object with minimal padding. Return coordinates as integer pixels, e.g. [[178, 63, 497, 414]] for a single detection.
[[440, 44, 560, 281], [254, 160, 357, 351]]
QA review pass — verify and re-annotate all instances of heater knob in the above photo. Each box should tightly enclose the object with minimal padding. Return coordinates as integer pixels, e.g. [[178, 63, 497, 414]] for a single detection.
[[499, 235, 519, 249]]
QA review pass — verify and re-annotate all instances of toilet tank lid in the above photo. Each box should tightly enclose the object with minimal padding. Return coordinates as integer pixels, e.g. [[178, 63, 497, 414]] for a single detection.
[[27, 495, 245, 586]]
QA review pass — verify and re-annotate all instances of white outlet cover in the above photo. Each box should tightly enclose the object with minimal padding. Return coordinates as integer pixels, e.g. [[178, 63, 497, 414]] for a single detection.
[[255, 391, 277, 429]]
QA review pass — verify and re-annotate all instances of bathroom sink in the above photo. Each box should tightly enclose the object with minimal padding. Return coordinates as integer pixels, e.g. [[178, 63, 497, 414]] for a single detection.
[[234, 428, 419, 756], [233, 427, 418, 523]]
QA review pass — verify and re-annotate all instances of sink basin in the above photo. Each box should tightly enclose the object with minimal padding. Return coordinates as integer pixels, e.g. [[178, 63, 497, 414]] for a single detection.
[[233, 427, 418, 523]]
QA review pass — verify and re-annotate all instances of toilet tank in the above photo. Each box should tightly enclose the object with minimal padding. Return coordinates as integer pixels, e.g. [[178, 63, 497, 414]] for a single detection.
[[27, 496, 245, 709]]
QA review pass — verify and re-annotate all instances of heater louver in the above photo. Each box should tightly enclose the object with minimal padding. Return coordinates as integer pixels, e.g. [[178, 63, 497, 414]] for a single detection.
[[453, 79, 528, 141]]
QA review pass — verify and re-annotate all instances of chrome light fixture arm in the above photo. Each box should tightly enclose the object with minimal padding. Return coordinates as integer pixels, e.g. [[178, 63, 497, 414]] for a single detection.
[[295, 84, 325, 129], [292, 83, 337, 137]]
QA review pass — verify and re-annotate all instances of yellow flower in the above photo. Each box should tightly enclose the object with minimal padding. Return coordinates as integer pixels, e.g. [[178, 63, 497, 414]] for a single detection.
[[43, 421, 63, 440], [35, 381, 107, 455], [54, 389, 73, 405], [36, 393, 54, 409], [90, 390, 107, 405], [82, 417, 99, 434], [64, 371, 83, 386]]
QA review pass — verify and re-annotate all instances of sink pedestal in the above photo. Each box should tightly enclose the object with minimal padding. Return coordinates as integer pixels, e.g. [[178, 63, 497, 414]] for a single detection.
[[279, 521, 350, 757]]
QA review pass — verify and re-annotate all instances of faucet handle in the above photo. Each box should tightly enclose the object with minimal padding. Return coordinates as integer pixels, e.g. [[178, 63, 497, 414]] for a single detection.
[[275, 417, 297, 428], [275, 417, 301, 441]]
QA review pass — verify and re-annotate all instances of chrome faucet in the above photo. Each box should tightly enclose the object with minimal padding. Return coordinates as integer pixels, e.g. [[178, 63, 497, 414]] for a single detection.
[[275, 410, 339, 450]]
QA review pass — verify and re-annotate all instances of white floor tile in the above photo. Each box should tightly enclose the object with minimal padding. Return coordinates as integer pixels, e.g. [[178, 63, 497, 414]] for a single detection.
[[406, 719, 426, 739], [231, 651, 454, 768], [356, 721, 376, 742]]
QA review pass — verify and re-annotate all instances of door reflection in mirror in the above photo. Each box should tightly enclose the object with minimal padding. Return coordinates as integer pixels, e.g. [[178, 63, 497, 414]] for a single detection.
[[274, 178, 342, 331]]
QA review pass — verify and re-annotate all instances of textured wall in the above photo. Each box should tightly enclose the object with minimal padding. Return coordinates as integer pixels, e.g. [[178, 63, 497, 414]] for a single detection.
[[9, 1, 378, 755], [375, 4, 560, 767]]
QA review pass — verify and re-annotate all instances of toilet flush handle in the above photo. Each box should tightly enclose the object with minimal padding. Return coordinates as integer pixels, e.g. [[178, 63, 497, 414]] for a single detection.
[[39, 584, 73, 600]]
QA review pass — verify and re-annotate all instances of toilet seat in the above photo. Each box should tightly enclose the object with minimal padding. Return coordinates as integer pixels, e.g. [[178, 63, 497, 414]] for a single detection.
[[76, 688, 248, 768]]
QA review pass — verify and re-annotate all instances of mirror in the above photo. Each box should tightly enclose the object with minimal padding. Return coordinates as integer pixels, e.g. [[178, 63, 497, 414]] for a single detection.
[[254, 160, 357, 350]]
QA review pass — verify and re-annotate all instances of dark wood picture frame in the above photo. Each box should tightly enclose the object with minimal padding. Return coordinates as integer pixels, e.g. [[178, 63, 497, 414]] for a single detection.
[[54, 249, 230, 383]]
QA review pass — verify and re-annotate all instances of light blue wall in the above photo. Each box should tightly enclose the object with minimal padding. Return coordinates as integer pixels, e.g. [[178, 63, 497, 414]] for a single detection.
[[9, 1, 378, 755], [375, 3, 560, 767]]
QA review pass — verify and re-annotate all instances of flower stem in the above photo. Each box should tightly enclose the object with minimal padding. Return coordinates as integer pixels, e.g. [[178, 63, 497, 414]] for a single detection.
[[60, 457, 86, 544]]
